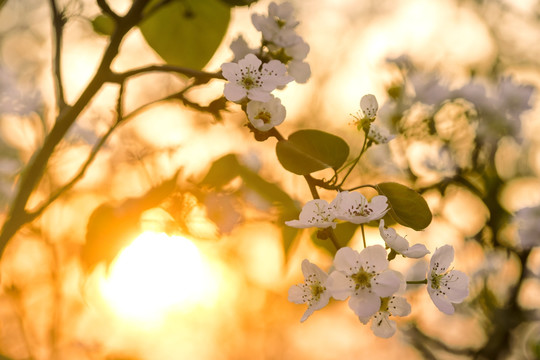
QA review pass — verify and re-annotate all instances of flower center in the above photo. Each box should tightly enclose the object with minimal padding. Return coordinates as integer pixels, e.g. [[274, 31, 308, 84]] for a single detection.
[[430, 272, 443, 289], [274, 17, 286, 28], [242, 76, 256, 89], [351, 267, 374, 289], [255, 111, 272, 124], [379, 296, 390, 312], [309, 283, 325, 301]]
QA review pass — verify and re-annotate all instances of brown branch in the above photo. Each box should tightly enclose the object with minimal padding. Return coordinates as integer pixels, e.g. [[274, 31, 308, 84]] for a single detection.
[[48, 0, 67, 110], [0, 0, 151, 259]]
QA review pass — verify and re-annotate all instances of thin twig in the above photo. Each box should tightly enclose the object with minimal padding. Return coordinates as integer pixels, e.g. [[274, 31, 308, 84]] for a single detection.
[[109, 65, 223, 84], [48, 0, 67, 110]]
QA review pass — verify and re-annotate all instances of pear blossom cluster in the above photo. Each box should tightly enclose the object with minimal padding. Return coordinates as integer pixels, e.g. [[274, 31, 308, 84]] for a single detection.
[[221, 2, 310, 132], [288, 243, 469, 338], [286, 191, 468, 337]]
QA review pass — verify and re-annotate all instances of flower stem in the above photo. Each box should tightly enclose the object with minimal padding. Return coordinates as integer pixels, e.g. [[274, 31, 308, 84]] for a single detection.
[[406, 279, 428, 285], [360, 224, 367, 248], [338, 132, 369, 187]]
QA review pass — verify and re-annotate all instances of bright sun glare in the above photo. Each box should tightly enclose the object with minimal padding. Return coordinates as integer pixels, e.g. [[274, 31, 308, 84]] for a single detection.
[[100, 232, 218, 322]]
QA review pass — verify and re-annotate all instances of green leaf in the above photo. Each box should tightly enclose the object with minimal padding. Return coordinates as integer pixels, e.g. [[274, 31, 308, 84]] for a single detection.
[[200, 154, 241, 188], [311, 222, 358, 257], [276, 129, 350, 175], [0, 0, 7, 10], [139, 0, 230, 69], [376, 182, 432, 231], [91, 14, 115, 36]]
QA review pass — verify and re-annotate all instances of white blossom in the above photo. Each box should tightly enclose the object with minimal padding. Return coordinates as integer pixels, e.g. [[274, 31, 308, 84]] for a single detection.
[[358, 295, 411, 338], [427, 245, 469, 315], [288, 259, 331, 322], [221, 54, 292, 102], [330, 191, 389, 224], [326, 246, 401, 318], [230, 35, 256, 62], [379, 219, 429, 258], [251, 2, 299, 44], [360, 94, 378, 120], [246, 96, 286, 132], [267, 34, 311, 83], [285, 199, 336, 229], [368, 123, 395, 144]]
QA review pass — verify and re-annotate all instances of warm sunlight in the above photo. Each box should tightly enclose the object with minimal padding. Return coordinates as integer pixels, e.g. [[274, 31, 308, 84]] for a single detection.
[[100, 232, 219, 322]]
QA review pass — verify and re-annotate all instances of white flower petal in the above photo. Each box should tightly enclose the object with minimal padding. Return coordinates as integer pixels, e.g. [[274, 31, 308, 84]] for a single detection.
[[301, 259, 328, 283], [349, 289, 380, 318], [223, 83, 247, 102], [402, 243, 430, 258], [359, 245, 388, 273], [247, 88, 272, 102], [387, 296, 411, 317], [326, 270, 353, 300], [430, 245, 454, 274], [372, 270, 401, 297], [428, 286, 455, 315], [332, 246, 361, 274], [360, 94, 378, 119], [221, 62, 240, 81], [288, 60, 311, 83], [371, 312, 397, 338], [379, 220, 409, 252], [288, 284, 308, 304], [443, 270, 469, 302]]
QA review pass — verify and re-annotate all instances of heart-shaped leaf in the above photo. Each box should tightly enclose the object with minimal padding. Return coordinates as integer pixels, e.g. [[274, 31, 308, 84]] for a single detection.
[[139, 0, 230, 69], [276, 129, 349, 175], [376, 182, 432, 231]]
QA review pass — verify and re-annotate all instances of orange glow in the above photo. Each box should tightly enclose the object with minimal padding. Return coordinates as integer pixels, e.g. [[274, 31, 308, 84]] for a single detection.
[[100, 232, 219, 322]]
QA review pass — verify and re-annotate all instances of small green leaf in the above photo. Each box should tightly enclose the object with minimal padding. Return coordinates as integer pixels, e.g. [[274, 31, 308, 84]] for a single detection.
[[139, 0, 230, 69], [376, 182, 432, 231], [276, 129, 350, 175], [91, 14, 115, 36], [200, 153, 241, 188]]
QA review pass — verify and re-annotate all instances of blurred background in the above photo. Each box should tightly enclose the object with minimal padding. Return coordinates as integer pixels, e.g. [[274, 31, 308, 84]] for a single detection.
[[0, 0, 539, 359]]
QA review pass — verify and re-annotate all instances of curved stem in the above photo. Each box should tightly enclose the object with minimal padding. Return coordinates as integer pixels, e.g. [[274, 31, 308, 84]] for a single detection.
[[338, 132, 369, 187], [49, 0, 67, 110]]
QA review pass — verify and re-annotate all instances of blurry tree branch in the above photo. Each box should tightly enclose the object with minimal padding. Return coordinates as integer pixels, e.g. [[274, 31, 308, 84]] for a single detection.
[[48, 0, 67, 110], [96, 0, 120, 21], [0, 0, 151, 258]]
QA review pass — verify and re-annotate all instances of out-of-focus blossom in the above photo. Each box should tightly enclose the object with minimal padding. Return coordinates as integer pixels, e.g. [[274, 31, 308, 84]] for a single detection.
[[267, 34, 311, 83], [285, 199, 336, 229], [230, 35, 256, 62], [367, 123, 395, 144], [427, 245, 469, 315], [221, 54, 292, 102], [0, 67, 41, 116], [288, 259, 331, 322], [251, 2, 299, 44], [331, 191, 389, 224], [327, 246, 401, 318], [406, 141, 456, 186], [246, 96, 286, 132], [515, 205, 540, 249], [379, 219, 429, 258]]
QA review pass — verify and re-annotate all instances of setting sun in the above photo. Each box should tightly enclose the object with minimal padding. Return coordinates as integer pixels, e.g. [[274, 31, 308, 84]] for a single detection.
[[100, 232, 219, 322]]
